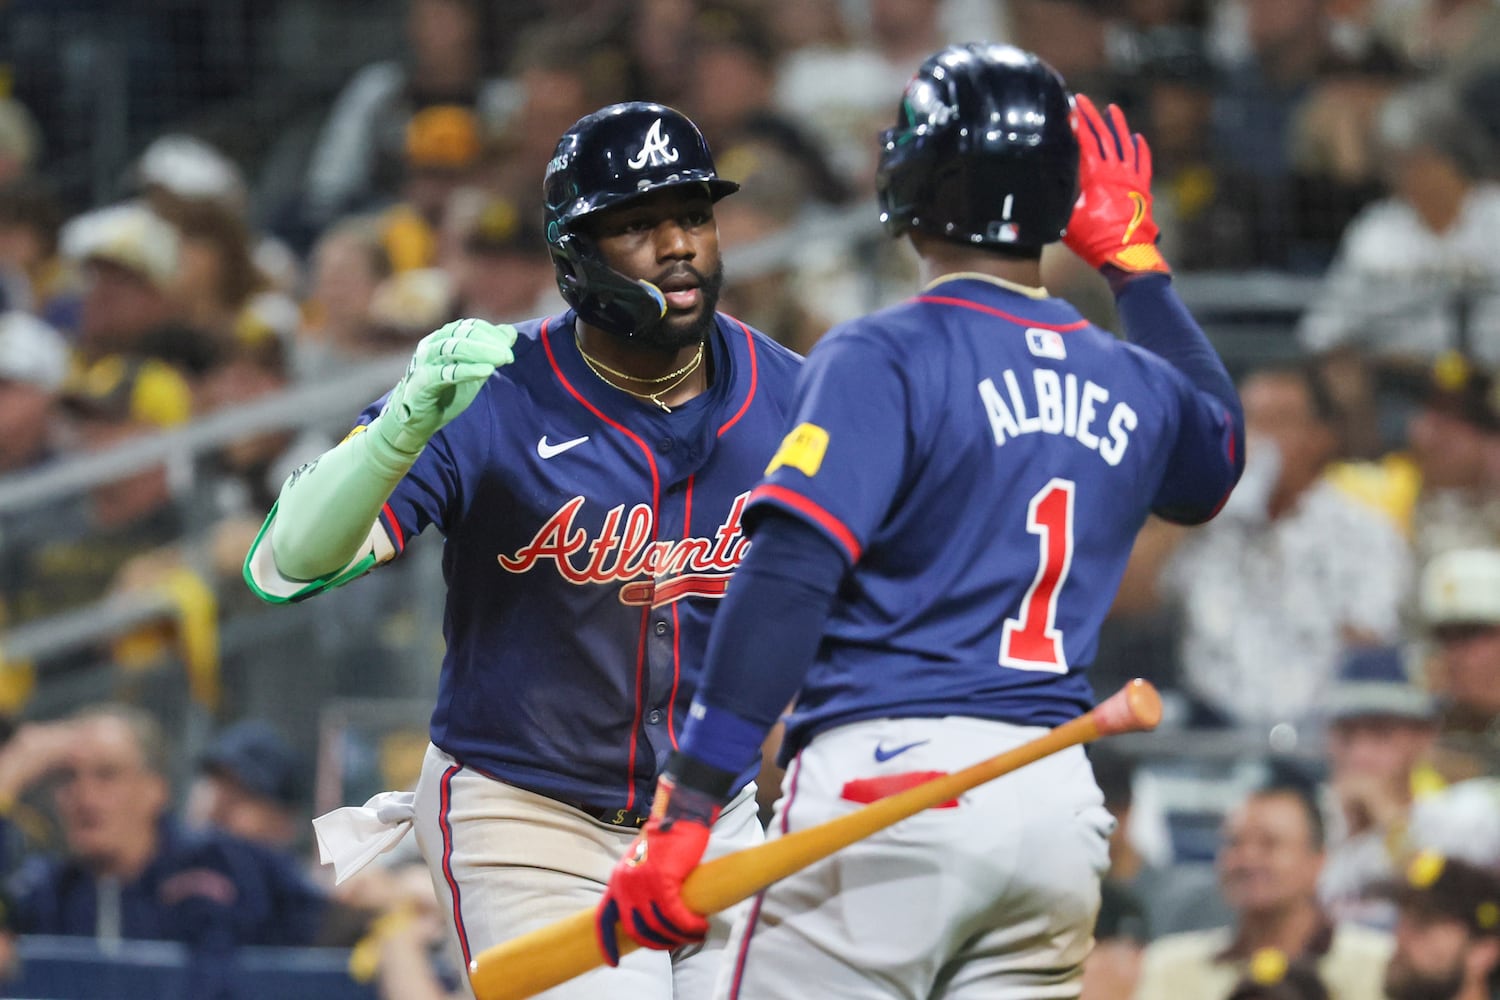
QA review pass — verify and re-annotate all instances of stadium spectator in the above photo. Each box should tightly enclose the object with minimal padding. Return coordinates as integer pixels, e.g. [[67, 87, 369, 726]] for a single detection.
[[379, 105, 484, 275], [1317, 646, 1440, 929], [1115, 361, 1412, 729], [0, 705, 327, 963], [298, 0, 510, 236], [1382, 851, 1500, 1000], [153, 197, 264, 347], [1207, 0, 1333, 268], [0, 180, 70, 326], [1419, 547, 1500, 782], [0, 356, 192, 630], [1298, 82, 1500, 366], [1083, 880, 1152, 1000], [0, 100, 41, 188], [296, 216, 393, 381], [0, 311, 68, 474], [1093, 746, 1232, 938], [1224, 949, 1331, 1000], [1406, 358, 1500, 568], [476, 25, 623, 214], [61, 203, 183, 365], [1134, 784, 1392, 1000], [186, 720, 307, 852], [443, 194, 559, 325], [771, 0, 975, 193]]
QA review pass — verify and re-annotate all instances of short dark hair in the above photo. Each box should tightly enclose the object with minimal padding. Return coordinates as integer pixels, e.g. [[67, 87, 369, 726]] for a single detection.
[[1246, 359, 1342, 428], [1253, 780, 1326, 853]]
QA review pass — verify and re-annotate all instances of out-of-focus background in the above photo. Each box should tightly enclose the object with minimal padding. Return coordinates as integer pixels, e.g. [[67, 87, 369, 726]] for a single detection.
[[1, 1, 1500, 997]]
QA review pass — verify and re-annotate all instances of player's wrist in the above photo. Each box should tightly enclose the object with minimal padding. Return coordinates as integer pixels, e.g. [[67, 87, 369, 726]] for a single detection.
[[1101, 262, 1172, 297], [659, 752, 738, 827], [368, 411, 429, 466]]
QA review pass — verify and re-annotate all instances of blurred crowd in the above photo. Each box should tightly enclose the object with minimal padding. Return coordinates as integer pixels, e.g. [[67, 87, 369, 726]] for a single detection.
[[0, 0, 1498, 997]]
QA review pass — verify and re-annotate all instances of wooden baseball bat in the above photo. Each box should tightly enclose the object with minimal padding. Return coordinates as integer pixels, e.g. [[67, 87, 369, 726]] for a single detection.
[[468, 678, 1162, 1000]]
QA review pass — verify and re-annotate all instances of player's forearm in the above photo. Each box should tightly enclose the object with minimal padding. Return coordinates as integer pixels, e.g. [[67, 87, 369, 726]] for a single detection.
[[677, 514, 846, 785], [1114, 274, 1240, 419], [269, 423, 419, 581]]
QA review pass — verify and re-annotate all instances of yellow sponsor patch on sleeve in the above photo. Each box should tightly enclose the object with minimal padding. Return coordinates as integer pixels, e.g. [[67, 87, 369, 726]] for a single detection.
[[766, 423, 829, 477], [341, 424, 369, 444]]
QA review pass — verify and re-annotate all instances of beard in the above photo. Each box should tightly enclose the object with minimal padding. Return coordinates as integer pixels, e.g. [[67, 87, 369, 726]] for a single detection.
[[1384, 959, 1465, 1000], [632, 259, 726, 353]]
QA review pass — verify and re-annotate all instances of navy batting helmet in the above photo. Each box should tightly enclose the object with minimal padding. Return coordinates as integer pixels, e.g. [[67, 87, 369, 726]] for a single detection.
[[877, 43, 1078, 252], [544, 103, 738, 338]]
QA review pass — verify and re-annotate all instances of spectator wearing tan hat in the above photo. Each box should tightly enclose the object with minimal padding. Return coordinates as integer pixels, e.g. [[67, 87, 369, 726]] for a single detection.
[[60, 203, 182, 364], [1407, 356, 1500, 571], [1420, 547, 1500, 782], [0, 356, 193, 627], [445, 193, 559, 324], [1384, 851, 1500, 1000]]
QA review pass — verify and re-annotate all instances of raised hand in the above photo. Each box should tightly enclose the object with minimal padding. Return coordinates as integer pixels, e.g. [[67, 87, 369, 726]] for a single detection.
[[376, 319, 518, 455], [1064, 93, 1170, 277]]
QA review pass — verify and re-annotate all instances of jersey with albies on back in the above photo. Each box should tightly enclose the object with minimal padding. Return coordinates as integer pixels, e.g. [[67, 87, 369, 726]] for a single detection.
[[354, 311, 800, 815], [745, 275, 1238, 757]]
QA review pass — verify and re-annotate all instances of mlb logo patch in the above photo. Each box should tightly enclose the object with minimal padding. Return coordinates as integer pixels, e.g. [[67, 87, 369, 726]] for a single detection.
[[1026, 328, 1067, 360]]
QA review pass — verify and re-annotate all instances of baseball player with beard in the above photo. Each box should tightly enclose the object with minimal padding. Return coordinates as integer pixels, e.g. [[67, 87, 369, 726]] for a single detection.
[[243, 102, 801, 999], [597, 45, 1246, 999]]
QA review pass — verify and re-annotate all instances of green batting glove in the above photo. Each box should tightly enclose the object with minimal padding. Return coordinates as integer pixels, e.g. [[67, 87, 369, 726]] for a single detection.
[[373, 318, 517, 456]]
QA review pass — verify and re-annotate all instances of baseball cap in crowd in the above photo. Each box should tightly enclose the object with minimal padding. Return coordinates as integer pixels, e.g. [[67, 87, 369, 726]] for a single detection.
[[463, 196, 546, 257], [1387, 850, 1500, 936], [60, 203, 180, 291], [368, 267, 456, 338], [0, 311, 69, 392], [136, 134, 247, 210], [200, 720, 304, 808], [405, 105, 483, 171], [1421, 352, 1500, 433], [1420, 548, 1500, 630], [1324, 646, 1435, 723], [60, 354, 192, 428]]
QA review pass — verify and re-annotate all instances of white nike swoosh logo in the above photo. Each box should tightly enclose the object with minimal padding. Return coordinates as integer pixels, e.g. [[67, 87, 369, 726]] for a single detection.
[[537, 434, 590, 459]]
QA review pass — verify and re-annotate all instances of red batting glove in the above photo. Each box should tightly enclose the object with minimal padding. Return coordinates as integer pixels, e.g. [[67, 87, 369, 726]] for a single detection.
[[594, 777, 718, 967], [1064, 93, 1170, 277]]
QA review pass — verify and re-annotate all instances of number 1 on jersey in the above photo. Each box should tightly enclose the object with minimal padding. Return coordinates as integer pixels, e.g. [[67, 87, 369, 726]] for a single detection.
[[1000, 478, 1075, 674]]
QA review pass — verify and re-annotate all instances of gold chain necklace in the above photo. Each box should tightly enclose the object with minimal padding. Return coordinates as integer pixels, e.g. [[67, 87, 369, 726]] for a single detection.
[[574, 331, 704, 384], [576, 340, 705, 412], [574, 332, 706, 412]]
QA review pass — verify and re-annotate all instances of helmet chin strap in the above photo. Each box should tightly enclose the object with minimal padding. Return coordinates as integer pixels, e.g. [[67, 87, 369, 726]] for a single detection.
[[553, 233, 669, 339]]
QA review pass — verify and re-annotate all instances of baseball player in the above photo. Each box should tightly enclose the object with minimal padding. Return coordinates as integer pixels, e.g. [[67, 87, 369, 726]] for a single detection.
[[596, 44, 1246, 999], [243, 102, 802, 999]]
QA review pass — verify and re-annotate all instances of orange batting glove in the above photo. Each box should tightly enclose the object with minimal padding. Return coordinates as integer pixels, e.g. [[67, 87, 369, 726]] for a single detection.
[[1064, 93, 1170, 278], [595, 773, 720, 966]]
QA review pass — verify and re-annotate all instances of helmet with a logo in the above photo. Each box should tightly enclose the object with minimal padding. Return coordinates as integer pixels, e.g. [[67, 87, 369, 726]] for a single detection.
[[877, 43, 1078, 253], [544, 103, 738, 337]]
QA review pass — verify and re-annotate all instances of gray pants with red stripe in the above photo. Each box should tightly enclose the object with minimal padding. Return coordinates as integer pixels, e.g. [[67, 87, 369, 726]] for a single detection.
[[413, 743, 763, 999], [716, 717, 1114, 1000]]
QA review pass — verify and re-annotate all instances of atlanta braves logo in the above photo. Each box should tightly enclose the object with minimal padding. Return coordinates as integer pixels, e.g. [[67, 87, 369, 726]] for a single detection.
[[626, 119, 680, 170], [498, 493, 750, 607]]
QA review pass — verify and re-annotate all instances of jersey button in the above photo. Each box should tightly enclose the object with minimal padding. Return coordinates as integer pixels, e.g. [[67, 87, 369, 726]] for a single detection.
[[647, 710, 663, 725], [654, 621, 668, 636], [657, 438, 675, 453]]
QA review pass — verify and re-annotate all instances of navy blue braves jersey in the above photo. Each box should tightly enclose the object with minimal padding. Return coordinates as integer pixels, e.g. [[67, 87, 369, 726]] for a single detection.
[[746, 276, 1238, 751], [358, 311, 800, 816]]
